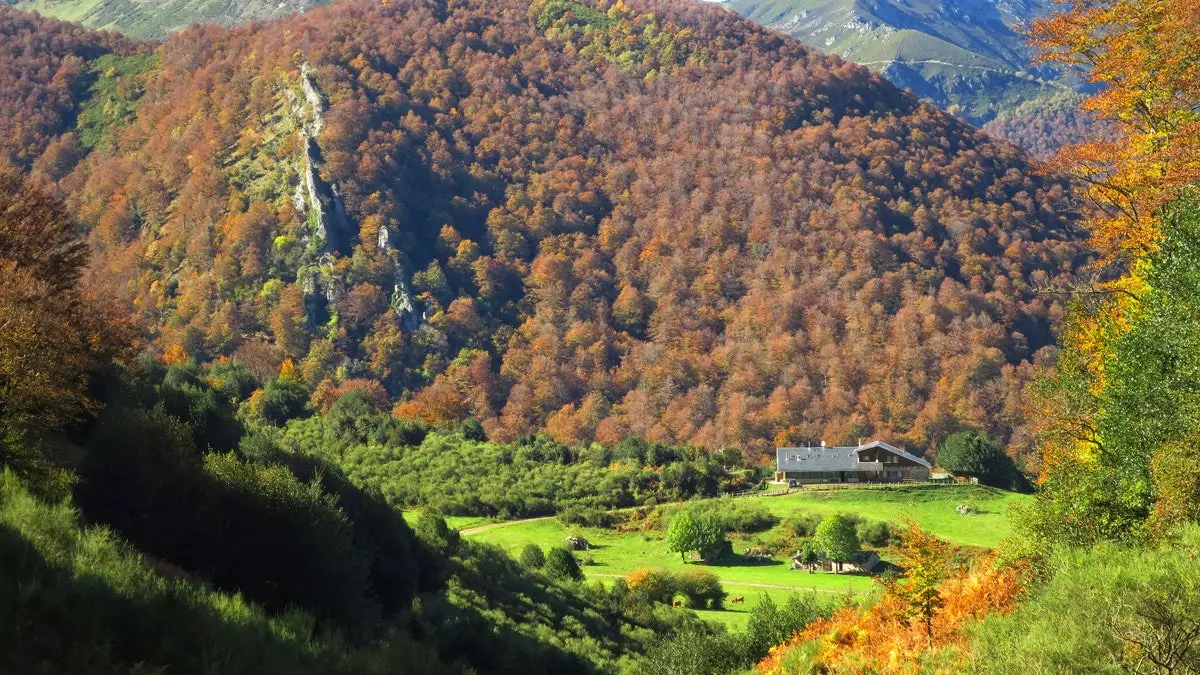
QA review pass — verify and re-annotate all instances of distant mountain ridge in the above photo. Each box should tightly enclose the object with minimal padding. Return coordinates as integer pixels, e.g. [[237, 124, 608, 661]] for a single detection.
[[722, 0, 1090, 153]]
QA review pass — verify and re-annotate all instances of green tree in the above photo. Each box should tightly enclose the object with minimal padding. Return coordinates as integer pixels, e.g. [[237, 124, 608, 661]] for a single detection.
[[937, 431, 1022, 489], [814, 513, 859, 572], [666, 510, 698, 562], [254, 376, 309, 426], [796, 540, 819, 571], [520, 543, 546, 568], [666, 510, 725, 563], [545, 547, 583, 581]]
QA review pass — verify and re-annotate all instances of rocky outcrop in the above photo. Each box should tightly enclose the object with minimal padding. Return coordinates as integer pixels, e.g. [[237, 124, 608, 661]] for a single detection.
[[290, 62, 421, 329]]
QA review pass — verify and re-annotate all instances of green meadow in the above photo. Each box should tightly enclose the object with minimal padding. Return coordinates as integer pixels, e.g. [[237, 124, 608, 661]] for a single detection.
[[457, 485, 1026, 628]]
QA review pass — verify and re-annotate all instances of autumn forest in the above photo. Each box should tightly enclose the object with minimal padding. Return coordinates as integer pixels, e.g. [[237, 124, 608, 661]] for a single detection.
[[1, 0, 1198, 672]]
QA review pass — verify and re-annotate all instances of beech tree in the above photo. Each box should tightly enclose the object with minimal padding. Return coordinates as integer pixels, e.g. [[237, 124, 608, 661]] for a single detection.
[[814, 514, 859, 572]]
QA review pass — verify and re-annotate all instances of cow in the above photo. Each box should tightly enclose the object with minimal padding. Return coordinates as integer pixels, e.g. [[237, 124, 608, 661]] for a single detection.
[[731, 595, 745, 604]]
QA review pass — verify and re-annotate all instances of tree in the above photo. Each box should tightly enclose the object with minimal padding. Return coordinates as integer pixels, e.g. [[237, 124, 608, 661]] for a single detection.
[[1024, 0, 1200, 545], [937, 431, 1022, 489], [881, 520, 955, 646], [0, 173, 122, 497], [250, 376, 309, 426], [545, 547, 583, 581], [796, 541, 819, 572], [666, 510, 698, 563], [814, 513, 859, 572], [666, 510, 726, 563], [0, 171, 87, 292], [520, 543, 546, 569]]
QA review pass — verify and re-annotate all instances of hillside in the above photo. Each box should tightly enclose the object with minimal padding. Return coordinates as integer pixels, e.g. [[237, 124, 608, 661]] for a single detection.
[[8, 0, 321, 37], [0, 0, 1086, 460], [722, 0, 1091, 154]]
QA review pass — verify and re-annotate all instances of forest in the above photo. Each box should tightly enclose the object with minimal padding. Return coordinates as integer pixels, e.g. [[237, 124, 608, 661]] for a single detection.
[[1, 0, 1198, 672], [0, 0, 1087, 467]]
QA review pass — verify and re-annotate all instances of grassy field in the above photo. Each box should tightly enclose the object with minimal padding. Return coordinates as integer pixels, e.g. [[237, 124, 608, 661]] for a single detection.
[[461, 484, 1025, 628], [739, 484, 1026, 548]]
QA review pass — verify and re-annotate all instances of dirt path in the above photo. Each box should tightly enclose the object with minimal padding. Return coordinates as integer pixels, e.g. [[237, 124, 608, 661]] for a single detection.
[[584, 573, 849, 595], [460, 516, 553, 536]]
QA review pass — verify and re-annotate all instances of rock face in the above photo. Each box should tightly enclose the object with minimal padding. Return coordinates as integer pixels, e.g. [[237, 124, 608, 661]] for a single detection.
[[289, 63, 420, 328]]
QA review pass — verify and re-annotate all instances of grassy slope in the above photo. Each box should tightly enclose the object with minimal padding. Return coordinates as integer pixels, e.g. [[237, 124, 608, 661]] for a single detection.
[[14, 0, 322, 37], [463, 485, 1025, 628]]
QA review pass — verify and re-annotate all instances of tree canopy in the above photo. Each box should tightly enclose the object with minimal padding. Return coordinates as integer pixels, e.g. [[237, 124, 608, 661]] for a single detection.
[[813, 513, 859, 566], [0, 0, 1085, 462]]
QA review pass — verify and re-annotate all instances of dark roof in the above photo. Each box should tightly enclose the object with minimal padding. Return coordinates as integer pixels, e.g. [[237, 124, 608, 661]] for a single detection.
[[775, 440, 931, 472]]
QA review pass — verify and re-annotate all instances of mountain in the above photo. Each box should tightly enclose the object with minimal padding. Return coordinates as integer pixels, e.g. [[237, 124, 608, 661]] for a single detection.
[[10, 0, 1094, 155], [7, 0, 321, 37], [721, 0, 1090, 153], [0, 0, 1085, 459]]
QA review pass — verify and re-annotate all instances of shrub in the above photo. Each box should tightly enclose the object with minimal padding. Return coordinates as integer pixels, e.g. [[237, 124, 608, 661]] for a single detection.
[[856, 520, 894, 547], [971, 528, 1200, 673], [545, 547, 583, 581], [0, 469, 452, 675], [520, 543, 546, 568], [787, 513, 824, 538], [626, 568, 677, 605], [558, 505, 614, 528], [677, 569, 726, 609]]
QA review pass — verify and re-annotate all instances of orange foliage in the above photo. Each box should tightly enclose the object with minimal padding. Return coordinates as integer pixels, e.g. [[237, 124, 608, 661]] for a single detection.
[[161, 344, 189, 367], [278, 357, 299, 382], [1030, 0, 1200, 263], [2, 0, 1089, 458], [758, 559, 1025, 674]]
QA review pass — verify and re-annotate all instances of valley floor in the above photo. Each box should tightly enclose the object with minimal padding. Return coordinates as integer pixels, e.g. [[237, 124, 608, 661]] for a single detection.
[[439, 485, 1026, 628]]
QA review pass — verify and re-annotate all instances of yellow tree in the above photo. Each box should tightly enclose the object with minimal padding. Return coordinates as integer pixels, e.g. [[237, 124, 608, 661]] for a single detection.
[[880, 520, 956, 646], [1031, 0, 1200, 265], [1028, 0, 1200, 485]]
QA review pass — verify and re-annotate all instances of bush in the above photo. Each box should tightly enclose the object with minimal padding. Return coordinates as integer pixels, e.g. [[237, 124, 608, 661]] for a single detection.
[[545, 547, 583, 581], [787, 513, 824, 538], [558, 505, 614, 528], [520, 543, 546, 568], [677, 569, 725, 609], [626, 568, 678, 605], [971, 528, 1200, 672], [635, 592, 835, 675], [856, 520, 894, 547], [0, 470, 452, 675]]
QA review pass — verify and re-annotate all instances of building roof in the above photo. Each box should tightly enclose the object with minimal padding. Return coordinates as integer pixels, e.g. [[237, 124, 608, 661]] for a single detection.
[[775, 440, 931, 472]]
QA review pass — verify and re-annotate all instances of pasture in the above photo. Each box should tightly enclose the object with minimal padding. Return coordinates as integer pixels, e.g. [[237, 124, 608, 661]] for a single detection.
[[461, 484, 1025, 628]]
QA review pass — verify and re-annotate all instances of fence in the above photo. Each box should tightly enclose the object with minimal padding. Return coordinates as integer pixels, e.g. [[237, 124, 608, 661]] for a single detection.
[[724, 478, 959, 499]]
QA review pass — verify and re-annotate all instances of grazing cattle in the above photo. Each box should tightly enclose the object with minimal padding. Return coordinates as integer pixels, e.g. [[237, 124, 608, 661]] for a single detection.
[[731, 595, 745, 604], [672, 600, 682, 607]]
